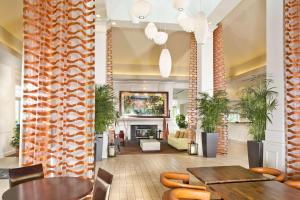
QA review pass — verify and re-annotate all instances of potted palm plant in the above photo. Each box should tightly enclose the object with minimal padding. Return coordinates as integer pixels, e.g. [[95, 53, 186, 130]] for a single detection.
[[176, 114, 188, 130], [95, 84, 116, 160], [11, 123, 20, 156], [197, 91, 229, 157], [238, 78, 277, 168]]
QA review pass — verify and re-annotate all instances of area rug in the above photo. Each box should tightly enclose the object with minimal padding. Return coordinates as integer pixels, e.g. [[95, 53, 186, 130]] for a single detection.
[[118, 140, 186, 155], [0, 169, 9, 179]]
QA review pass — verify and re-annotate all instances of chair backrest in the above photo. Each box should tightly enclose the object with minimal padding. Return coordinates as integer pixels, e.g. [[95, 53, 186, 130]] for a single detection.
[[250, 167, 285, 182], [166, 188, 211, 200], [8, 164, 44, 188], [92, 168, 113, 200]]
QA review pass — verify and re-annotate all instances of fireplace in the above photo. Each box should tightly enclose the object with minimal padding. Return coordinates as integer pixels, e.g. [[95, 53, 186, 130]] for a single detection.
[[131, 125, 158, 141]]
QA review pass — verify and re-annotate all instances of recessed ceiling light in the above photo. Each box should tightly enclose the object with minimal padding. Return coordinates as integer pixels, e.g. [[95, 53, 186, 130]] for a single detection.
[[96, 14, 101, 18], [111, 21, 117, 26]]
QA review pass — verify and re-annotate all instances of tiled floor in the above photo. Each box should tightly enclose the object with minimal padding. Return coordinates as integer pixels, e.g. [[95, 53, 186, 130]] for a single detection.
[[0, 141, 248, 200]]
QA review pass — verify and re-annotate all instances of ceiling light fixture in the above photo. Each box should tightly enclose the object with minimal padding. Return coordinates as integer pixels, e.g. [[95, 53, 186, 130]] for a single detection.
[[154, 32, 168, 45], [96, 14, 101, 18], [159, 49, 172, 78], [177, 12, 195, 32], [145, 23, 158, 40], [131, 0, 152, 20], [194, 12, 209, 44], [172, 0, 188, 12], [111, 21, 117, 26]]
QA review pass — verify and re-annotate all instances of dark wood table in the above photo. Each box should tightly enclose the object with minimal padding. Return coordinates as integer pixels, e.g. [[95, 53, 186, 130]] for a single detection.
[[2, 177, 93, 200], [187, 165, 270, 185], [210, 181, 300, 200]]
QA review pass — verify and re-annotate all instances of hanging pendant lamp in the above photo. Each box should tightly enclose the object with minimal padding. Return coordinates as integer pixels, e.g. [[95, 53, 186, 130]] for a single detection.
[[194, 12, 209, 44], [159, 49, 172, 78], [172, 0, 188, 11], [131, 0, 152, 19]]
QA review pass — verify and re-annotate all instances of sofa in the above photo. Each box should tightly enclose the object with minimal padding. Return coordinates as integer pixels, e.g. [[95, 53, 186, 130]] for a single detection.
[[168, 130, 190, 150]]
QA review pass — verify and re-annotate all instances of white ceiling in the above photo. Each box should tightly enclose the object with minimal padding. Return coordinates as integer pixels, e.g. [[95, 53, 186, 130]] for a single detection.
[[222, 0, 266, 78]]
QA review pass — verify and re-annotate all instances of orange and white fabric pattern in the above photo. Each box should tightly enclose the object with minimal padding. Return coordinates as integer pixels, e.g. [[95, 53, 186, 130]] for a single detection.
[[285, 0, 300, 178], [21, 0, 95, 179]]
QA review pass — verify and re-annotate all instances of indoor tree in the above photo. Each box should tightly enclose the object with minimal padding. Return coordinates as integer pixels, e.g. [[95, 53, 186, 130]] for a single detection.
[[238, 78, 277, 141], [176, 114, 188, 129], [95, 85, 116, 134], [197, 90, 230, 133]]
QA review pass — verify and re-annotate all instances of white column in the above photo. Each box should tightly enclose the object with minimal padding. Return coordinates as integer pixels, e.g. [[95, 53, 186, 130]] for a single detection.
[[264, 0, 285, 171], [95, 20, 107, 85], [196, 34, 214, 156]]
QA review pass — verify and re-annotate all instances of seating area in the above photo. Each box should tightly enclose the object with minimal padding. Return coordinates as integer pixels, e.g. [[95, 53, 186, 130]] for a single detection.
[[1, 0, 300, 199]]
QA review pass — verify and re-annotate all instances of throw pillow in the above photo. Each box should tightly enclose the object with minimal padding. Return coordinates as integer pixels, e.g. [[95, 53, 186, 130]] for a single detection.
[[175, 131, 180, 138]]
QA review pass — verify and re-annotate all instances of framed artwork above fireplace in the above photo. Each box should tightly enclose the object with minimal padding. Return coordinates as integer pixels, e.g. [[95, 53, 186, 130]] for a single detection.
[[119, 91, 169, 118]]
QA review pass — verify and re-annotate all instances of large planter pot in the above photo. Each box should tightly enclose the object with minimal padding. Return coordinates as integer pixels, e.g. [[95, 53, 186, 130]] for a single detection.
[[95, 134, 103, 161], [247, 140, 263, 168], [201, 132, 218, 158]]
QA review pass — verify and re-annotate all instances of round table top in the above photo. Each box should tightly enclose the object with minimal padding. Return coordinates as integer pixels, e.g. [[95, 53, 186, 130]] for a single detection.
[[2, 177, 93, 200]]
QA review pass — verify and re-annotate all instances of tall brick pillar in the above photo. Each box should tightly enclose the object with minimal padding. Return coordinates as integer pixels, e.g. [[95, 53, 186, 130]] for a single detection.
[[188, 34, 198, 129], [213, 24, 228, 155], [106, 28, 113, 88]]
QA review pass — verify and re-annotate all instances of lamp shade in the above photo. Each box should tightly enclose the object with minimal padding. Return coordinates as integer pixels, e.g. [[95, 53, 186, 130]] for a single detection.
[[154, 32, 168, 45], [177, 12, 195, 32], [145, 22, 158, 40], [172, 0, 188, 11], [194, 12, 209, 44], [159, 49, 172, 78], [131, 0, 152, 19]]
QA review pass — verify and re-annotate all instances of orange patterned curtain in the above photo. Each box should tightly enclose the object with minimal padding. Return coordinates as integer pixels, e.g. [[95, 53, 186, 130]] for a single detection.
[[21, 0, 95, 179], [285, 0, 300, 177]]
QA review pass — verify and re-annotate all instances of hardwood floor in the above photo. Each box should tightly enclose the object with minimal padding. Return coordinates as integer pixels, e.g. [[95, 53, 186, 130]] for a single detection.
[[97, 141, 248, 200], [0, 141, 248, 200]]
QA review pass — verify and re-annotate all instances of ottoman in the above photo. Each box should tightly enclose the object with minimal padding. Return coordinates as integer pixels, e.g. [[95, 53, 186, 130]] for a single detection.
[[140, 139, 161, 152]]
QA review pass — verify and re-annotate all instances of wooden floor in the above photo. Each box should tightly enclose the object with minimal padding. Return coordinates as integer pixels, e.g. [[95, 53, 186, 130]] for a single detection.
[[0, 141, 248, 200], [97, 141, 248, 200]]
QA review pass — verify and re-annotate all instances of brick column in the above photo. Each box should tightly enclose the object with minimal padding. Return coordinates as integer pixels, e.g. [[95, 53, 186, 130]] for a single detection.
[[106, 28, 113, 87], [188, 34, 198, 129], [213, 24, 228, 155]]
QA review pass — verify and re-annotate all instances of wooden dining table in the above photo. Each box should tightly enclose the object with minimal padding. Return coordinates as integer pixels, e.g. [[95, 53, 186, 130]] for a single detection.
[[209, 180, 300, 200], [2, 177, 93, 200], [187, 165, 270, 185]]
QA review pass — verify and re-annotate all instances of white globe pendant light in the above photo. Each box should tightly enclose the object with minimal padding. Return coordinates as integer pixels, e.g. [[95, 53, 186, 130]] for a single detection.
[[172, 0, 188, 11], [159, 49, 172, 78], [154, 32, 168, 45], [145, 23, 158, 40], [177, 12, 195, 32], [194, 12, 209, 44], [131, 0, 152, 19]]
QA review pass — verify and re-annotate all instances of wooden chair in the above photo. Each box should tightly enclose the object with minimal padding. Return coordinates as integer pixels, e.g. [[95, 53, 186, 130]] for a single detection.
[[285, 180, 300, 190], [160, 172, 208, 200], [92, 168, 113, 200], [250, 167, 285, 182], [8, 164, 44, 188], [163, 188, 211, 200]]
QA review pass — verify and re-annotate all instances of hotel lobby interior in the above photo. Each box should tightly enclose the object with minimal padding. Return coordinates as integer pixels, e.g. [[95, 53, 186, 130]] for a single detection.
[[0, 0, 300, 199]]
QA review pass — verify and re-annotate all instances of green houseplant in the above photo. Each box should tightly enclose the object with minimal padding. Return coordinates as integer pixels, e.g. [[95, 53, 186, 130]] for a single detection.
[[176, 114, 188, 129], [238, 78, 277, 167], [95, 84, 116, 134], [11, 123, 20, 153], [197, 91, 229, 157], [147, 128, 156, 139], [95, 85, 116, 160]]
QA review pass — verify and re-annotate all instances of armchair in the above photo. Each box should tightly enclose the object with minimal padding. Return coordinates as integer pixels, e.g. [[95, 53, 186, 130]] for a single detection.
[[163, 188, 211, 200], [285, 180, 300, 190]]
